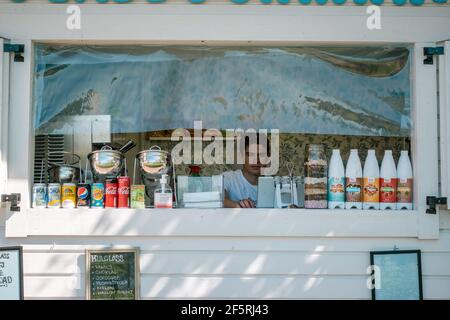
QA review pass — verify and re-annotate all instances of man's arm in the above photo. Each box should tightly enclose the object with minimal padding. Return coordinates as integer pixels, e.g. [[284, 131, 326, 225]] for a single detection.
[[224, 191, 255, 208], [224, 190, 240, 208]]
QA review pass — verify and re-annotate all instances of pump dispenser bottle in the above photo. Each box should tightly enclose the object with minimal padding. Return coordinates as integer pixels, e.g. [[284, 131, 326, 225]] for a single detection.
[[154, 174, 173, 209]]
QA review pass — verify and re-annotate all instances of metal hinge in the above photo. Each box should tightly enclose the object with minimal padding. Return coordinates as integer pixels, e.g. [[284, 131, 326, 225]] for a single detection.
[[3, 43, 24, 62], [426, 196, 447, 214], [1, 193, 21, 212], [423, 47, 444, 65]]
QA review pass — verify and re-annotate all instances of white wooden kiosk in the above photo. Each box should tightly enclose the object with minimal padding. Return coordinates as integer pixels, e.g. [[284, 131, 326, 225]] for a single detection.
[[1, 0, 450, 299]]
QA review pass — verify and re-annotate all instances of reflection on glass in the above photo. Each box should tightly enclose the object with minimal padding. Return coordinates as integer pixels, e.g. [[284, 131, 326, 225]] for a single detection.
[[32, 44, 412, 182]]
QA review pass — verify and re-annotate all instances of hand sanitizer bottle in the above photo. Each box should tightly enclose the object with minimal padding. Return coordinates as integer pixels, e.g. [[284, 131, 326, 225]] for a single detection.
[[154, 174, 173, 209]]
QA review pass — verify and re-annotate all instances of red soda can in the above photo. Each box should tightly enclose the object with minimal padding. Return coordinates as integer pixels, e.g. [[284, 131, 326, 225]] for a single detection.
[[118, 176, 130, 208], [105, 178, 118, 208]]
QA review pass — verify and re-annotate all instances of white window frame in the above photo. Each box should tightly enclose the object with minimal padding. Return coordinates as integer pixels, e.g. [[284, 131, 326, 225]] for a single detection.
[[0, 38, 8, 197], [439, 41, 450, 209], [0, 38, 10, 228], [1, 3, 448, 239]]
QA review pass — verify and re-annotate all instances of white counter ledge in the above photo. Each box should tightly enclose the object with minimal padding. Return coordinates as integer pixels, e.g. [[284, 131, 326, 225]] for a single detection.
[[4, 208, 419, 238]]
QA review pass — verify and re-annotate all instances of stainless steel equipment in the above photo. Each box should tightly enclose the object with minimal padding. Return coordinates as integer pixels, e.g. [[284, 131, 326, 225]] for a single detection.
[[257, 175, 304, 208], [88, 146, 124, 182], [136, 145, 176, 207], [47, 152, 82, 184], [87, 140, 136, 182]]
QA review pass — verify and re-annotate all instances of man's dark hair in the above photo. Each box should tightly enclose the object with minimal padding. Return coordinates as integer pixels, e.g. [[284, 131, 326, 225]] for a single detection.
[[244, 132, 271, 155]]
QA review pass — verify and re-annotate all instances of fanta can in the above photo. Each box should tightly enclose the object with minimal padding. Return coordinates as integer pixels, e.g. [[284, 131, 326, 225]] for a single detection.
[[91, 183, 104, 208]]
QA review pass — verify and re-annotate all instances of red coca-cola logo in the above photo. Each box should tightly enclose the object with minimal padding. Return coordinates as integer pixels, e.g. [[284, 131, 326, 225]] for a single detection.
[[118, 186, 130, 195], [105, 186, 117, 194]]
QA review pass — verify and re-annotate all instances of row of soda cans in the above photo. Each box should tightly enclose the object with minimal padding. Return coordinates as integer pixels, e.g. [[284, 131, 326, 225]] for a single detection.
[[32, 176, 146, 209]]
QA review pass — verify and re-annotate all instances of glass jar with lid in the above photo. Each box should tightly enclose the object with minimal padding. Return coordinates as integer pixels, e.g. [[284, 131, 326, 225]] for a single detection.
[[304, 144, 328, 209]]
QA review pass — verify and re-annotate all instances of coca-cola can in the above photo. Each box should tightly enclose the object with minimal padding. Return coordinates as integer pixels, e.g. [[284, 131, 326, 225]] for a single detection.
[[105, 178, 118, 208], [118, 176, 130, 208]]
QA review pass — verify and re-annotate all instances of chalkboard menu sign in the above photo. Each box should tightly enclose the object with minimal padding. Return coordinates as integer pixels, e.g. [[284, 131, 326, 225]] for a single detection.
[[370, 250, 423, 300], [86, 248, 140, 300], [0, 246, 24, 300]]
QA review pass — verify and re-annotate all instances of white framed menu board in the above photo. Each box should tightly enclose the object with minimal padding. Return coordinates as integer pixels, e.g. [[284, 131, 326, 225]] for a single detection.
[[0, 246, 24, 300]]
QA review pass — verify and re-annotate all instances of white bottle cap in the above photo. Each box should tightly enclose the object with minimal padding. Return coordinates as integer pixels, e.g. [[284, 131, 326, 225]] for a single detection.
[[368, 149, 375, 154], [350, 149, 358, 153], [333, 149, 340, 154], [401, 150, 408, 156], [160, 174, 168, 184], [385, 150, 392, 154]]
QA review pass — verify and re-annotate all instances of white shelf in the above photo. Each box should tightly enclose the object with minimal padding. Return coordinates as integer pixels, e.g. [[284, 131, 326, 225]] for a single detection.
[[5, 208, 419, 238]]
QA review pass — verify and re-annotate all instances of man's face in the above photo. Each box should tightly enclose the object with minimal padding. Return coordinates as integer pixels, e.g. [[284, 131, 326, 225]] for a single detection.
[[243, 143, 270, 176]]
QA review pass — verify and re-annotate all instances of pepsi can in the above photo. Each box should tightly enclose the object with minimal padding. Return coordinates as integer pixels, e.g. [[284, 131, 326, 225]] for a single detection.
[[77, 183, 91, 207], [91, 183, 104, 208]]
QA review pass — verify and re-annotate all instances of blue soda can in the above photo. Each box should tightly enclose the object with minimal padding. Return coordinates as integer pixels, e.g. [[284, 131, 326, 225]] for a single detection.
[[91, 183, 104, 208]]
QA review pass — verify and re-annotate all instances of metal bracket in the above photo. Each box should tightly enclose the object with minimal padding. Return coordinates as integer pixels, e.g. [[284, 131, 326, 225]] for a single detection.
[[426, 196, 447, 214], [3, 43, 25, 62], [423, 47, 444, 65], [1, 193, 21, 212]]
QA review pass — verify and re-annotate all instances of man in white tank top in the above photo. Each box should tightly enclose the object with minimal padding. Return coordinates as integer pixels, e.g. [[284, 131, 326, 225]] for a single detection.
[[223, 134, 270, 208]]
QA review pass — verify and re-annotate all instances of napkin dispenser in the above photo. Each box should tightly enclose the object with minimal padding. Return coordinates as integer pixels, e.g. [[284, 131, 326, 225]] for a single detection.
[[256, 176, 275, 208]]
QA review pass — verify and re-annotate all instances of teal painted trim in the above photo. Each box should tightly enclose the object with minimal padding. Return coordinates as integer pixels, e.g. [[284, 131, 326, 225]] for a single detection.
[[12, 0, 449, 4]]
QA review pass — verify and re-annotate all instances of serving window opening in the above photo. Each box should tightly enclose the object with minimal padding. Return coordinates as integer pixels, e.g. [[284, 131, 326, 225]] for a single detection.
[[31, 44, 412, 210]]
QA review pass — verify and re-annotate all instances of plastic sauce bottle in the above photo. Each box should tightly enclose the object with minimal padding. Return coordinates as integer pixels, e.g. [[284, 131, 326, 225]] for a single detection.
[[345, 149, 363, 209], [363, 150, 380, 210], [328, 149, 345, 209], [397, 150, 413, 210], [380, 150, 397, 210], [154, 174, 173, 209]]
